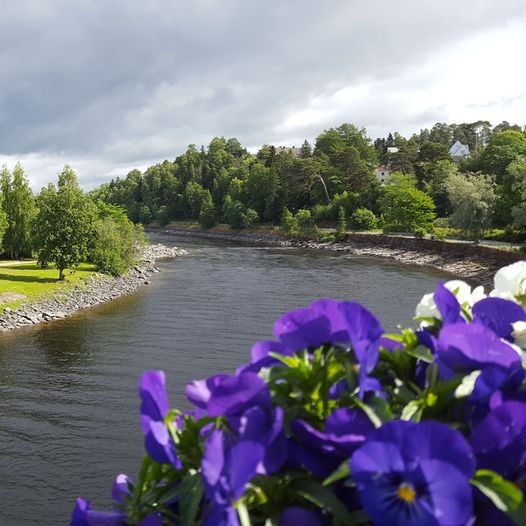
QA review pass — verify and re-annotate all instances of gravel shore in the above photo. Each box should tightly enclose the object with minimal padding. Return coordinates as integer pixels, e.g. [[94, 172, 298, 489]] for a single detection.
[[0, 243, 186, 332], [150, 226, 523, 287]]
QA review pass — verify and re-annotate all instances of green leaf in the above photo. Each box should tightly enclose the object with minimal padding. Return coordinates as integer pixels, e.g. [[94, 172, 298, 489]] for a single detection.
[[323, 461, 350, 486], [471, 469, 526, 526], [401, 400, 423, 422], [353, 396, 393, 429], [404, 344, 434, 363], [292, 480, 369, 525], [179, 472, 204, 526]]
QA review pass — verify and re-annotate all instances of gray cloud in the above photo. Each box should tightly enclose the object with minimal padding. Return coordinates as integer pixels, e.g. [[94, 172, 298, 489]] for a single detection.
[[0, 0, 525, 188]]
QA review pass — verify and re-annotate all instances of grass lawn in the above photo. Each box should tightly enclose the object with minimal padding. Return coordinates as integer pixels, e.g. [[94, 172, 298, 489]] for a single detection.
[[0, 263, 98, 311]]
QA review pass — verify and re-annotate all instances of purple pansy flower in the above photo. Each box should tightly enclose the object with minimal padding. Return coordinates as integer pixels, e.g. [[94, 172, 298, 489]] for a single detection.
[[472, 297, 526, 341], [139, 371, 180, 468], [237, 340, 294, 374], [189, 372, 287, 474], [350, 420, 475, 526], [69, 497, 162, 526], [280, 507, 324, 526], [434, 283, 465, 325], [290, 408, 375, 477], [273, 299, 383, 352], [69, 498, 126, 526], [436, 323, 521, 380], [470, 401, 526, 483], [468, 363, 526, 423], [185, 374, 230, 417], [201, 429, 265, 526]]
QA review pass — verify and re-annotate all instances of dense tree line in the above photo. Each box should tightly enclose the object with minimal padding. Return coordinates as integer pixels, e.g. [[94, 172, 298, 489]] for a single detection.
[[92, 120, 526, 241], [0, 165, 142, 279]]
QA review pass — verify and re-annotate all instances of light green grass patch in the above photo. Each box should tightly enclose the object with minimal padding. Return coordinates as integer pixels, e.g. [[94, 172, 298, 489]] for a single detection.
[[0, 263, 98, 311]]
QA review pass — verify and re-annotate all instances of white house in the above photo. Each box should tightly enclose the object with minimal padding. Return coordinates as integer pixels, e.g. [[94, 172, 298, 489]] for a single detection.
[[375, 164, 391, 184], [449, 140, 470, 160]]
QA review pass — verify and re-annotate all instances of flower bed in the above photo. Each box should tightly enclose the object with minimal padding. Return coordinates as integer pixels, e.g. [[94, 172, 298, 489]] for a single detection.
[[70, 262, 526, 526]]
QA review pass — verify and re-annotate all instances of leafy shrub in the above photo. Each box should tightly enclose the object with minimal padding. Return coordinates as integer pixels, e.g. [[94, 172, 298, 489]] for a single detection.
[[295, 208, 317, 237], [351, 207, 378, 231], [198, 200, 217, 229], [91, 216, 137, 276], [334, 206, 348, 242], [280, 207, 299, 236], [69, 261, 526, 525]]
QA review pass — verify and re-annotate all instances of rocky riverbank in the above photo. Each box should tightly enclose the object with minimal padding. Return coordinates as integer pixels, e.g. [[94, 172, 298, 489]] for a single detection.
[[0, 243, 186, 332], [150, 225, 524, 287]]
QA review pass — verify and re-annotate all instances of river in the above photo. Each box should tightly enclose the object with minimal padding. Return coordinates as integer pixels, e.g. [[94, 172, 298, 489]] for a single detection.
[[0, 234, 448, 525]]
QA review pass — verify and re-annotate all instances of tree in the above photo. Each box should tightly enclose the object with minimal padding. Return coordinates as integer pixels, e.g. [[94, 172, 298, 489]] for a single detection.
[[420, 160, 458, 216], [379, 177, 436, 234], [199, 192, 217, 229], [446, 172, 497, 241], [509, 157, 526, 230], [299, 140, 312, 158], [33, 166, 96, 280], [0, 163, 35, 258], [0, 197, 7, 252], [477, 130, 526, 181]]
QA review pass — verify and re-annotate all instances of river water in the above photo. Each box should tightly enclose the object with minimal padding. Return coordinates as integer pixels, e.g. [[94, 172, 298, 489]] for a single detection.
[[0, 234, 448, 525]]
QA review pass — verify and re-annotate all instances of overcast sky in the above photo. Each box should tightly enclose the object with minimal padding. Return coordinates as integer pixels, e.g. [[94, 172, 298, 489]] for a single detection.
[[1, 0, 525, 190]]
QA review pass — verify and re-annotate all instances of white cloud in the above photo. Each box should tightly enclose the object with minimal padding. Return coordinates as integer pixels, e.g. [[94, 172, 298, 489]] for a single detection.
[[0, 1, 525, 188]]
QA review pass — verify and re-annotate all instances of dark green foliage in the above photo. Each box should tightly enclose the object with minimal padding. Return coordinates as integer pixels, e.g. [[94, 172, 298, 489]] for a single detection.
[[199, 197, 217, 229], [88, 121, 526, 239], [222, 195, 259, 230]]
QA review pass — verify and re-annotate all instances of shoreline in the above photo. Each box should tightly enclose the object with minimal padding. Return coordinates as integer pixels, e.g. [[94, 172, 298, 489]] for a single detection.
[[0, 244, 186, 332], [149, 225, 524, 287]]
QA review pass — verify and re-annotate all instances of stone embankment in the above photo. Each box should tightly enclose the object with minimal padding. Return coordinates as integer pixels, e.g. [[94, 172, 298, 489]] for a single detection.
[[152, 226, 524, 287], [0, 243, 186, 332]]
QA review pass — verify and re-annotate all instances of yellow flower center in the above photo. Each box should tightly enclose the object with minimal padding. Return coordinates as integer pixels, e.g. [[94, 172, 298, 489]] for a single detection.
[[397, 483, 416, 503]]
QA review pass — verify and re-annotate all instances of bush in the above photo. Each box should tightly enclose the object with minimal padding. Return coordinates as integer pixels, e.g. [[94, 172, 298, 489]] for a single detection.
[[281, 207, 299, 236], [91, 217, 137, 276], [413, 226, 427, 239], [379, 185, 436, 234], [199, 200, 217, 229], [222, 196, 259, 230], [334, 206, 348, 242], [70, 262, 526, 526], [295, 208, 317, 237], [351, 207, 378, 231]]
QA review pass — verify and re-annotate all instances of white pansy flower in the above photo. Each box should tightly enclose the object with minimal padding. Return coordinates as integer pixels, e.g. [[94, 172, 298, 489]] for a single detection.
[[491, 261, 526, 302], [444, 280, 472, 306], [468, 285, 486, 306], [512, 320, 526, 348], [415, 293, 440, 320], [414, 280, 485, 322]]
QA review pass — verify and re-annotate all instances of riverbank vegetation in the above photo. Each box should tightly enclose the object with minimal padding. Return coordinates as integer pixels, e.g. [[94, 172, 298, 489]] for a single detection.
[[0, 165, 144, 283], [89, 120, 526, 244]]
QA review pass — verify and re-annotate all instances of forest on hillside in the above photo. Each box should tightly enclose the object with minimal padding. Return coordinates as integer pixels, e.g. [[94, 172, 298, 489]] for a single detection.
[[90, 120, 526, 240]]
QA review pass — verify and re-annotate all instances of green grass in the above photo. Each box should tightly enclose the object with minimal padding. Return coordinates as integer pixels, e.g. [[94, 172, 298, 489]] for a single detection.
[[0, 263, 98, 310]]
